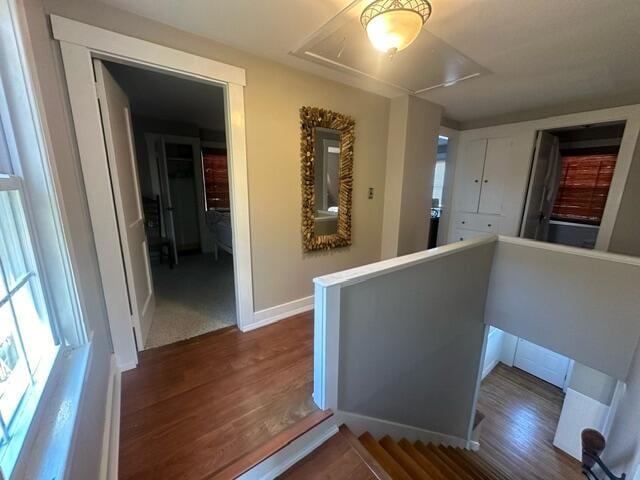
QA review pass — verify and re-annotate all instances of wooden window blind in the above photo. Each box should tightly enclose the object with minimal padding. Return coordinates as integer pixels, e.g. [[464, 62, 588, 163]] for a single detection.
[[551, 154, 617, 225], [202, 149, 230, 210]]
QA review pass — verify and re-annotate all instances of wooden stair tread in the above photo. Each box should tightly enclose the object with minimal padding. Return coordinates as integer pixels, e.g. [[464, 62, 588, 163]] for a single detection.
[[440, 446, 495, 480], [212, 409, 333, 479], [453, 449, 511, 480], [398, 439, 448, 480], [279, 425, 379, 479], [340, 426, 392, 480], [414, 441, 465, 479], [360, 432, 412, 480], [425, 444, 476, 480], [379, 436, 431, 480]]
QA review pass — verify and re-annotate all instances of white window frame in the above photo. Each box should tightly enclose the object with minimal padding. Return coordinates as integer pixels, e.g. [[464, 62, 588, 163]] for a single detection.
[[0, 0, 88, 476], [0, 175, 62, 476]]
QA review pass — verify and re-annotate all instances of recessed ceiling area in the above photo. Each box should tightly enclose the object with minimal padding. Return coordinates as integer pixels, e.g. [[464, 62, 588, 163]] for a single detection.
[[292, 1, 489, 94], [97, 0, 640, 127]]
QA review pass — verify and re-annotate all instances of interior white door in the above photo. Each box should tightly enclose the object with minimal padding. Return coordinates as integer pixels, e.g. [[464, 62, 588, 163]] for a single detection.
[[478, 138, 511, 214], [95, 60, 155, 349], [156, 139, 179, 264], [514, 337, 571, 388], [456, 139, 487, 213], [520, 132, 562, 240]]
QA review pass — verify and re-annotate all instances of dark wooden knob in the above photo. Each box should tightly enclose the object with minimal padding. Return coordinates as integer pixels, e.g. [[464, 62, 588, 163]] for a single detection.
[[582, 429, 605, 468]]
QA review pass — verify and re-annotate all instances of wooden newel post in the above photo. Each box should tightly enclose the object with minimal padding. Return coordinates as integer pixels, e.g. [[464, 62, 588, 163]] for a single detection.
[[582, 428, 606, 468]]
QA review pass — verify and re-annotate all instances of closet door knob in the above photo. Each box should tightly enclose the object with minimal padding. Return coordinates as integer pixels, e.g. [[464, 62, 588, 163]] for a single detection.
[[461, 221, 466, 224], [474, 179, 479, 183], [484, 179, 488, 183]]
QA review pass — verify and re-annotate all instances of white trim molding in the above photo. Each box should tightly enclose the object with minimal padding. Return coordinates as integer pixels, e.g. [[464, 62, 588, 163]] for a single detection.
[[237, 416, 338, 480], [246, 296, 314, 333], [337, 411, 477, 451], [51, 16, 254, 368], [99, 355, 121, 480], [50, 16, 245, 86]]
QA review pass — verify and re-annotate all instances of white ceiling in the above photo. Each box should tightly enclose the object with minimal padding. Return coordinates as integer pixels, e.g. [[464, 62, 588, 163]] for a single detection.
[[105, 61, 225, 131], [99, 0, 640, 127]]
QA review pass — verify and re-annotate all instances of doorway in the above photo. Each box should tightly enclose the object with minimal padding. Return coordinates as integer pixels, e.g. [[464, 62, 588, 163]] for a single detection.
[[98, 61, 238, 349], [520, 121, 626, 248], [428, 135, 448, 248], [54, 16, 253, 369]]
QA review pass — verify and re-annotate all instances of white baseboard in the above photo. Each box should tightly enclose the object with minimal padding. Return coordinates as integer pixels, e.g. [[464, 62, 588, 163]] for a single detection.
[[553, 387, 609, 460], [337, 411, 475, 450], [99, 355, 121, 480], [241, 295, 314, 333], [237, 415, 338, 479], [482, 358, 499, 380]]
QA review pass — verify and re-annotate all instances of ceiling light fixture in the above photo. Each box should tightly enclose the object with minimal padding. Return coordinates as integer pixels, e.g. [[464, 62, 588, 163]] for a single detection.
[[361, 0, 432, 56]]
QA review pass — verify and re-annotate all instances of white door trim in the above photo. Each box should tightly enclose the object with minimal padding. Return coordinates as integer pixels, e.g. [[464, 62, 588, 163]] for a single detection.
[[52, 16, 254, 369]]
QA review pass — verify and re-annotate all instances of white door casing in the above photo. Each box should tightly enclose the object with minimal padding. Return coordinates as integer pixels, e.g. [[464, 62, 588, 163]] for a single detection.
[[95, 60, 155, 350], [520, 131, 562, 240], [53, 15, 253, 369], [514, 337, 571, 388]]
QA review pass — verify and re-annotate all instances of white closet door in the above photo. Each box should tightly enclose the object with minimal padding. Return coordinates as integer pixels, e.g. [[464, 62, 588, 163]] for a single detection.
[[478, 138, 511, 214], [456, 139, 487, 212], [514, 338, 571, 388], [95, 60, 155, 349]]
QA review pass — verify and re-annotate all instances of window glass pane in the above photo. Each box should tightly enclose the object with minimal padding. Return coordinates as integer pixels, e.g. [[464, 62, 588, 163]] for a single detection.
[[0, 304, 29, 425], [0, 191, 28, 288], [10, 281, 51, 373], [0, 264, 6, 300]]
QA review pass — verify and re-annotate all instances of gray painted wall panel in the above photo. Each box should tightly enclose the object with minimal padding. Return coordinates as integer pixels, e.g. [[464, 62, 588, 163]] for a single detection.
[[485, 241, 640, 380], [338, 243, 495, 439]]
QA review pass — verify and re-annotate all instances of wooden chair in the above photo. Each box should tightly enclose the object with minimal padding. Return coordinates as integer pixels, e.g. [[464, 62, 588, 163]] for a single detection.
[[143, 195, 174, 268]]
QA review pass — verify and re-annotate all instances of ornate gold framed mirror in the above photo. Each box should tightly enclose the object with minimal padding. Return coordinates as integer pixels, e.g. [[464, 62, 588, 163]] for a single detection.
[[300, 106, 355, 252]]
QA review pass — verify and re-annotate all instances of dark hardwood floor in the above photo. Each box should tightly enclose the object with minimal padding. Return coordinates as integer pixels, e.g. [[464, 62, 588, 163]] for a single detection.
[[279, 425, 385, 479], [119, 311, 583, 479], [477, 363, 584, 480], [118, 311, 329, 479]]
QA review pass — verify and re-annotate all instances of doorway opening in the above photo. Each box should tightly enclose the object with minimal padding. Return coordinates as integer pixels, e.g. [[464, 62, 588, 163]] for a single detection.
[[520, 121, 626, 248], [428, 135, 448, 248], [100, 60, 237, 349], [478, 325, 619, 477]]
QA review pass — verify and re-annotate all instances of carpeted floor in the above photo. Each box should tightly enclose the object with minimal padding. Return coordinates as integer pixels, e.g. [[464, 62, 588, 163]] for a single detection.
[[145, 251, 236, 348]]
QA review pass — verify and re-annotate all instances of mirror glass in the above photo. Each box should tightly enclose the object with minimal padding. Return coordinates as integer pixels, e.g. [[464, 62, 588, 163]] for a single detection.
[[313, 128, 341, 236]]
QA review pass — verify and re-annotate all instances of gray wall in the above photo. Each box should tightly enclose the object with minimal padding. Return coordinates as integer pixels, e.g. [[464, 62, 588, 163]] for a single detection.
[[605, 148, 640, 477], [338, 242, 495, 439], [380, 96, 442, 258], [609, 133, 640, 256], [604, 343, 640, 476], [42, 0, 391, 313], [569, 363, 617, 406], [485, 240, 640, 380]]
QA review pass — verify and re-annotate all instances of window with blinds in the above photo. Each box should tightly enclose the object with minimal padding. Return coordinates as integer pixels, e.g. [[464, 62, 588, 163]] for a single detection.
[[202, 148, 230, 210], [551, 154, 617, 225]]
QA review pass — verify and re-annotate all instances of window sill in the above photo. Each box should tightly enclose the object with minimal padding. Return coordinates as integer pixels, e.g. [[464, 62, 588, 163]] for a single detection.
[[10, 343, 91, 479]]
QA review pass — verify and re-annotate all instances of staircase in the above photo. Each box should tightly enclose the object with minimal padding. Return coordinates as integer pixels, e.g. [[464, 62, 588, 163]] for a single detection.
[[359, 432, 509, 480], [280, 425, 510, 479]]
